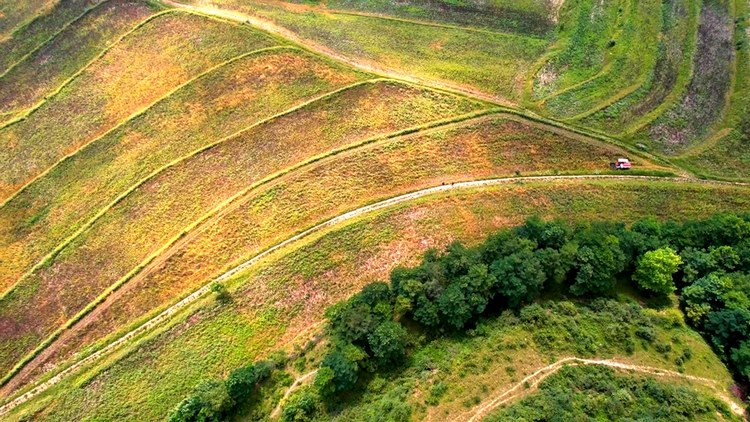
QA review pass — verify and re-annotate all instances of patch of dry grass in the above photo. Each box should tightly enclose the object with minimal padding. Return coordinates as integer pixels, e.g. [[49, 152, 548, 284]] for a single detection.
[[0, 11, 277, 201]]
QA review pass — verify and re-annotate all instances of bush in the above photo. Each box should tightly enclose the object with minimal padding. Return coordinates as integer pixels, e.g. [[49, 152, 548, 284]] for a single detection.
[[635, 326, 656, 342], [654, 343, 672, 353], [282, 387, 323, 422]]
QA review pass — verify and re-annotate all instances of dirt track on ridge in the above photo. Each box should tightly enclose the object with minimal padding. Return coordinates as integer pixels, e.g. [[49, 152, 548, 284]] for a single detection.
[[161, 0, 516, 107]]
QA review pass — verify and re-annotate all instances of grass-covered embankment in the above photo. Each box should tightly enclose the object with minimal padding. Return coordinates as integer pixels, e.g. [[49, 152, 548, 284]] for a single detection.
[[0, 48, 364, 292], [4, 180, 748, 421], [0, 11, 276, 201]]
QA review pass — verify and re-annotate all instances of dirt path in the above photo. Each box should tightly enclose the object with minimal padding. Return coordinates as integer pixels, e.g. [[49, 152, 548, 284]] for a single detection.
[[270, 369, 319, 418], [1, 175, 747, 416], [160, 0, 515, 107], [456, 357, 746, 422]]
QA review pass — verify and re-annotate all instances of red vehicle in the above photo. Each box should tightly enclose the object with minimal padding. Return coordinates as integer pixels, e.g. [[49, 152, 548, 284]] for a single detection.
[[611, 158, 632, 170]]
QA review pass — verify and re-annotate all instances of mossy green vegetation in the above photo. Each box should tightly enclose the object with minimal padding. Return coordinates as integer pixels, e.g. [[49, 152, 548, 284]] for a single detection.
[[580, 0, 698, 134], [326, 0, 556, 37], [485, 365, 740, 421], [178, 0, 550, 100]]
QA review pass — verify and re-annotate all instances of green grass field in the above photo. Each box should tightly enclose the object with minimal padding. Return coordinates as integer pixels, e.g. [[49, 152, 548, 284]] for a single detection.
[[325, 0, 556, 37], [539, 0, 662, 118], [180, 0, 550, 101], [579, 0, 698, 134], [4, 180, 748, 421], [2, 0, 750, 419]]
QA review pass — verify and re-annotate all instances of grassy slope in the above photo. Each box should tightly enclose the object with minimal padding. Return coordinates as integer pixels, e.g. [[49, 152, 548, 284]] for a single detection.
[[483, 365, 739, 421], [325, 0, 555, 37], [0, 48, 360, 293], [0, 0, 53, 37], [180, 0, 550, 100], [540, 0, 663, 118], [530, 0, 621, 100], [631, 0, 735, 154], [4, 180, 748, 421], [0, 81, 482, 386], [671, 0, 750, 179], [329, 304, 734, 421], [580, 0, 698, 134], [0, 0, 160, 114], [0, 0, 101, 74], [0, 11, 273, 201], [15, 114, 667, 391]]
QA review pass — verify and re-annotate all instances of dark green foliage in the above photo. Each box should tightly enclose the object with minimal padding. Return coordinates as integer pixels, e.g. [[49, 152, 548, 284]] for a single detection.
[[321, 345, 365, 392], [484, 365, 735, 421], [281, 387, 324, 422], [167, 361, 273, 422], [368, 321, 408, 365]]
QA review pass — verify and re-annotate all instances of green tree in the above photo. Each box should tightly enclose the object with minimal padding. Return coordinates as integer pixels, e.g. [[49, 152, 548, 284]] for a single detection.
[[490, 249, 546, 308], [282, 387, 323, 422], [368, 321, 408, 365], [226, 364, 255, 403], [321, 344, 366, 391], [633, 247, 682, 294], [313, 367, 336, 397], [570, 234, 625, 296]]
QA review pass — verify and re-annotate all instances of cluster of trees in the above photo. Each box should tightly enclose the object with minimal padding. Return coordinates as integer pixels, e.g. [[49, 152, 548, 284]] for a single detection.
[[168, 361, 273, 422], [485, 364, 737, 421], [170, 214, 750, 421], [309, 214, 750, 406]]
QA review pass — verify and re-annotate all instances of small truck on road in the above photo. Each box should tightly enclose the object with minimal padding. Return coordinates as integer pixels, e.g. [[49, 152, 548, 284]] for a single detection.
[[610, 158, 632, 170]]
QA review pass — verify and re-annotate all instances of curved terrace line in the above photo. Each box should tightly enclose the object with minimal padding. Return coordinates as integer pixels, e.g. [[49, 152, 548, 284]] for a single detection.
[[0, 76, 378, 303], [0, 9, 176, 131], [0, 110, 500, 397], [0, 0, 111, 80], [569, 0, 701, 127], [159, 0, 516, 107], [1, 175, 743, 416], [0, 44, 290, 208], [0, 106, 495, 397]]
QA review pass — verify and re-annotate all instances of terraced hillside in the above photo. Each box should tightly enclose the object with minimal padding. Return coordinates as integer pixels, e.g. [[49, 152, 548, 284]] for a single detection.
[[1, 0, 750, 421]]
